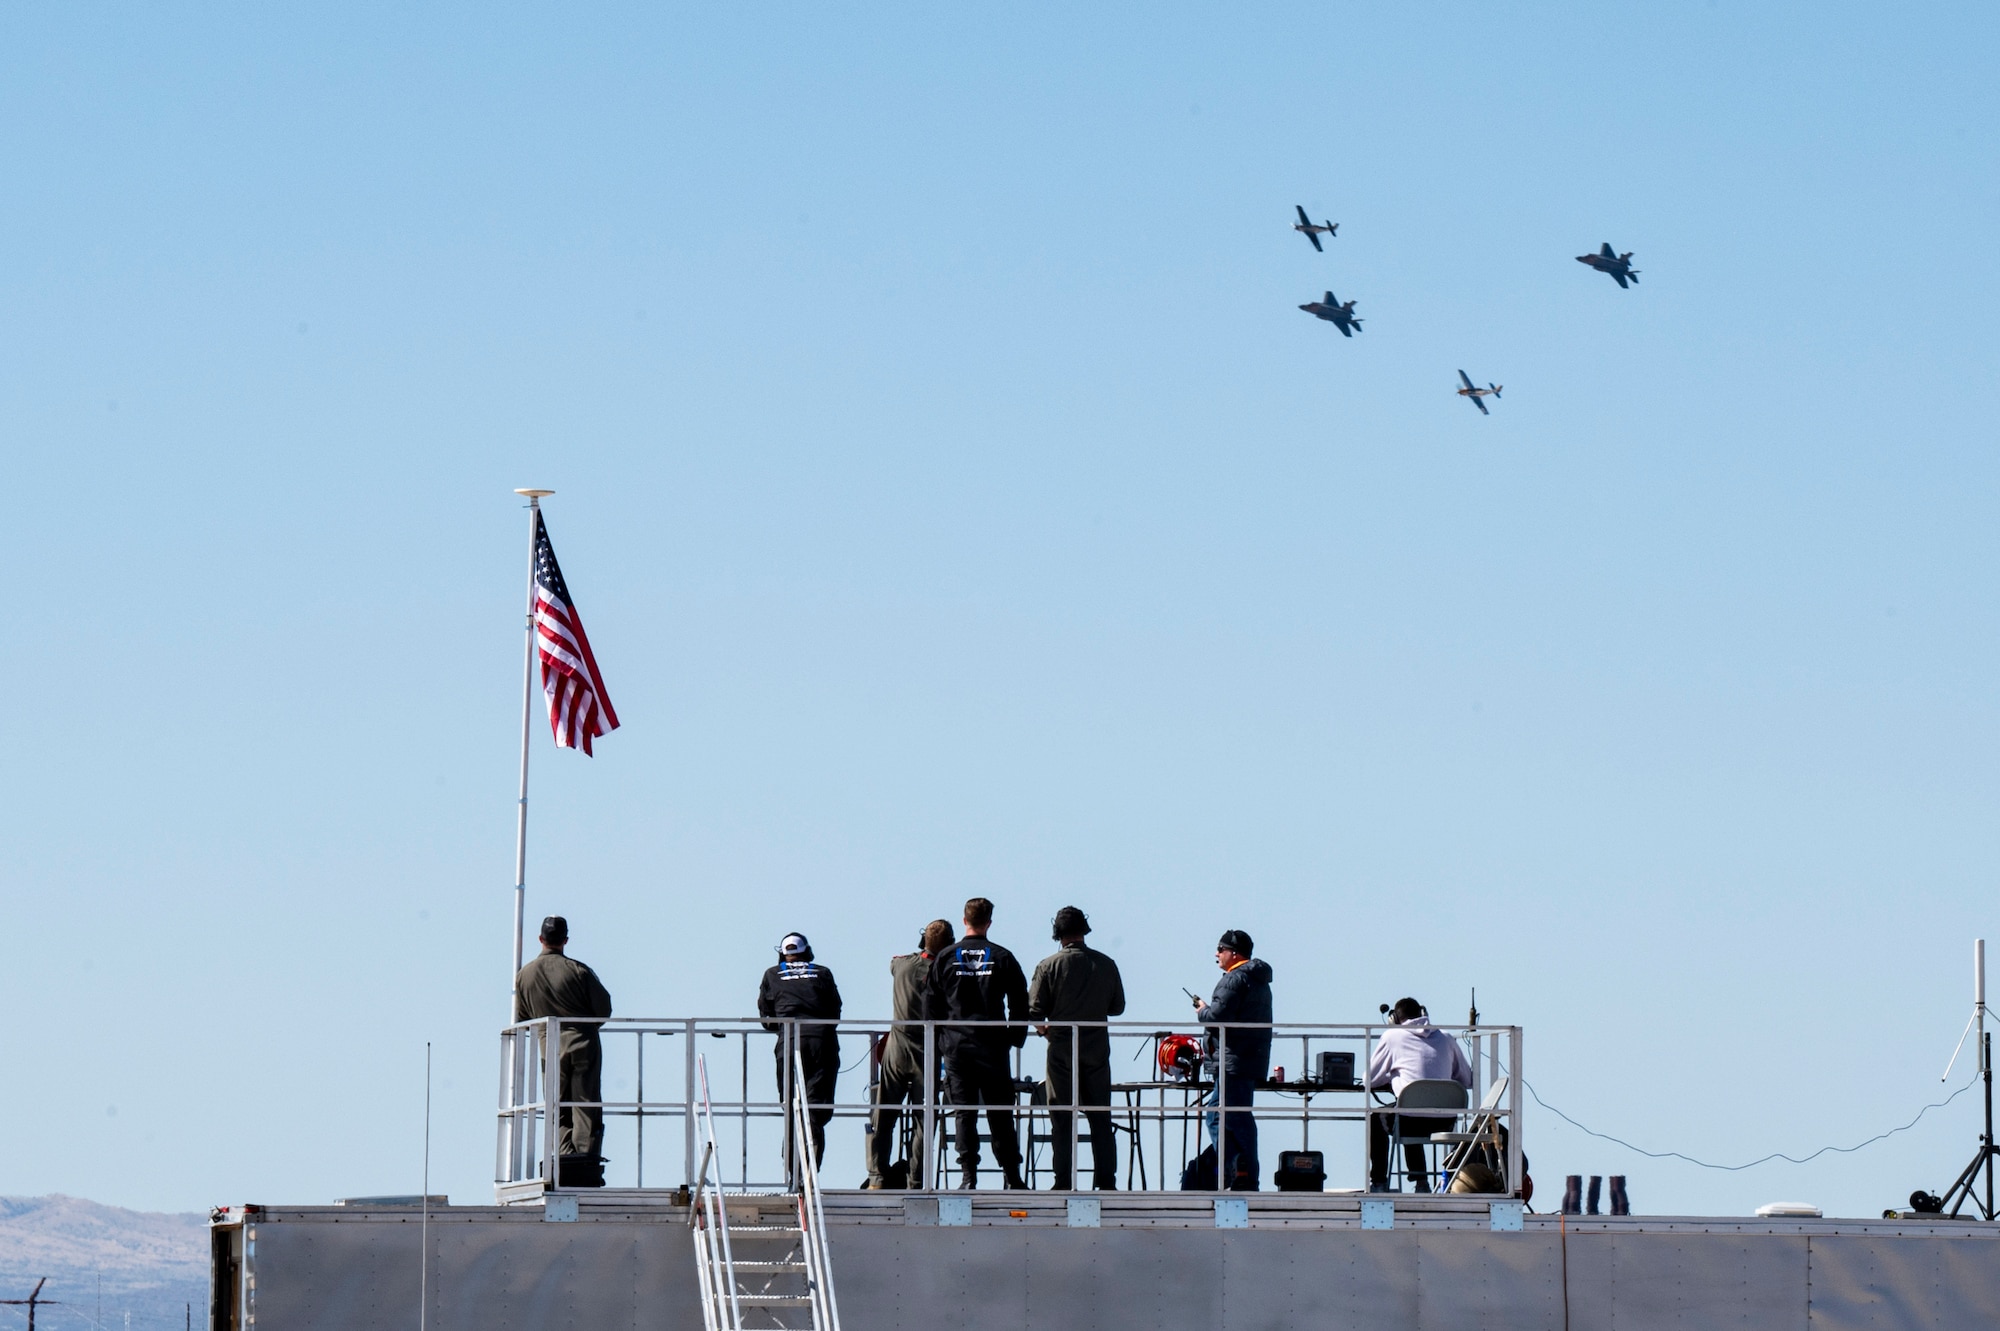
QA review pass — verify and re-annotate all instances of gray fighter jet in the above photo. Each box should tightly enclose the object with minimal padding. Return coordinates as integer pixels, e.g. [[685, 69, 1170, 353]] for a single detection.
[[1294, 205, 1338, 252], [1456, 370, 1502, 414], [1576, 242, 1639, 288], [1299, 291, 1362, 336]]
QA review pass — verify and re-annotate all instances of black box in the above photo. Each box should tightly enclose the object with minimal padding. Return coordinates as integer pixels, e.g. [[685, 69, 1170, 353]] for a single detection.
[[1273, 1150, 1325, 1192], [1316, 1051, 1356, 1088], [555, 1154, 606, 1188]]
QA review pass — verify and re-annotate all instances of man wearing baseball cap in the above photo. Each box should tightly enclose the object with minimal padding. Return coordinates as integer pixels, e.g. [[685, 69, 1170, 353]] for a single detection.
[[757, 932, 844, 1170], [1194, 929, 1273, 1190], [514, 915, 615, 1175]]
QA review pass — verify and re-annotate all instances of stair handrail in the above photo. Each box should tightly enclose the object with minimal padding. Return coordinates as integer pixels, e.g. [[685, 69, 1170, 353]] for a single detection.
[[791, 1051, 843, 1331], [691, 1055, 743, 1331]]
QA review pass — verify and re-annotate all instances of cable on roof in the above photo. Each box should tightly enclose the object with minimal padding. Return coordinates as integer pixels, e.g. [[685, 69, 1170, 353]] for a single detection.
[[1523, 1072, 1979, 1171]]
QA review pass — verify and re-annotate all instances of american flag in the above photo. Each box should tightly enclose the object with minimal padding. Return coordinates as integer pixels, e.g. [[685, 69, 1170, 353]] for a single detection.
[[532, 511, 620, 755]]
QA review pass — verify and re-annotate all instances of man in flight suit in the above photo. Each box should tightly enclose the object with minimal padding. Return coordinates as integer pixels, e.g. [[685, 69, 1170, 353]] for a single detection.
[[927, 898, 1030, 1189], [866, 919, 955, 1189], [757, 932, 843, 1170], [1029, 906, 1126, 1191], [514, 915, 615, 1166]]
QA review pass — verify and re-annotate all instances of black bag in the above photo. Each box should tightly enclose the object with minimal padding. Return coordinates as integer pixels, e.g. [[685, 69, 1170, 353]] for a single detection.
[[1180, 1145, 1218, 1191], [556, 1153, 605, 1188], [1273, 1150, 1325, 1192]]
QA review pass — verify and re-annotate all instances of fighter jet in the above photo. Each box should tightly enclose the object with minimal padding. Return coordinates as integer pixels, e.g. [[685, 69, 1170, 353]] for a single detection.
[[1299, 291, 1362, 336], [1456, 370, 1502, 414], [1293, 205, 1338, 252], [1576, 242, 1639, 288]]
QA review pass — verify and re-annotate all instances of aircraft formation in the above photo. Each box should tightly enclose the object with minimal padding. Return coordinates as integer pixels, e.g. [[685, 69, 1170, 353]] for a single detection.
[[1291, 200, 1638, 417]]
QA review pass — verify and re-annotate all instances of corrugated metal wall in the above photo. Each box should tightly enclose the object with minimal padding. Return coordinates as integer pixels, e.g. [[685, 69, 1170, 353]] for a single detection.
[[232, 1211, 2000, 1331]]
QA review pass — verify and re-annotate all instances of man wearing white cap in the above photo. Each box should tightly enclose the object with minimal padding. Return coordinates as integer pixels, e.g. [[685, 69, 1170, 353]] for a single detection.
[[757, 932, 844, 1168]]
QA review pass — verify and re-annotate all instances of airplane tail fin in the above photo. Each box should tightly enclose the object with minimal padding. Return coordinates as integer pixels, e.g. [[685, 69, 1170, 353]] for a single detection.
[[1627, 271, 1639, 284], [1491, 385, 1502, 398], [1325, 221, 1337, 236]]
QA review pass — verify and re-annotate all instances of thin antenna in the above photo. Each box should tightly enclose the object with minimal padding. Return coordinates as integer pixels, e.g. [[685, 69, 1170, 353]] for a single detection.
[[421, 1041, 432, 1331], [1944, 939, 1990, 1081]]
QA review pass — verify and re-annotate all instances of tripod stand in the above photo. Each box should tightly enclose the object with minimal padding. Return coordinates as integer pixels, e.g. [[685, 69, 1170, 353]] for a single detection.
[[1936, 940, 1994, 1221]]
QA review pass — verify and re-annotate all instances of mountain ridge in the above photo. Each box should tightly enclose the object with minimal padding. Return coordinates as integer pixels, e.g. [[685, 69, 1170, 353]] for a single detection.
[[0, 1194, 206, 1329]]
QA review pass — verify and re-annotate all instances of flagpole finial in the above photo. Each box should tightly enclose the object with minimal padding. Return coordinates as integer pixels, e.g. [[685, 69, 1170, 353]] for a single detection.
[[514, 488, 554, 502]]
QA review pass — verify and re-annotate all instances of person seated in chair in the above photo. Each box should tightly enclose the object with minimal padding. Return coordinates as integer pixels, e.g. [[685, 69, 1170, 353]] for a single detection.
[[1366, 997, 1472, 1192]]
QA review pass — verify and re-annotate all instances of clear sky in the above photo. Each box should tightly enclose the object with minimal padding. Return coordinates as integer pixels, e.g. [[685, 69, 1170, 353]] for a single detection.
[[3, 3, 1996, 1219]]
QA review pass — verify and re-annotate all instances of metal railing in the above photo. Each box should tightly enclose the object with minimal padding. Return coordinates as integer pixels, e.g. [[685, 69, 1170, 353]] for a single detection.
[[690, 1057, 742, 1331], [497, 1016, 1524, 1197], [789, 1053, 841, 1331]]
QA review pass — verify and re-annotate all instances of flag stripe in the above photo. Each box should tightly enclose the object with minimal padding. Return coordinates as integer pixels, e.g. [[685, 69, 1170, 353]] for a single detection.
[[530, 511, 619, 756]]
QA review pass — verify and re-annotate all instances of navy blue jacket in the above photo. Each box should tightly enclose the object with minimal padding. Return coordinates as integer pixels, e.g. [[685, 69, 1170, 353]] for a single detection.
[[757, 961, 843, 1045], [1200, 958, 1273, 1078], [926, 936, 1030, 1064]]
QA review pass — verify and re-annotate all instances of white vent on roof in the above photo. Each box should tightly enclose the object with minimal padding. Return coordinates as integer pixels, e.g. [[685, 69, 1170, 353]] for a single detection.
[[1754, 1202, 1822, 1218]]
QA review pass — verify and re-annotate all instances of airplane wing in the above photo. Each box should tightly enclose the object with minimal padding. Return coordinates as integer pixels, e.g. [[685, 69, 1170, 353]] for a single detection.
[[1305, 230, 1322, 252], [1458, 369, 1476, 390], [1337, 321, 1352, 337], [1612, 271, 1629, 289], [1600, 242, 1616, 258], [1296, 205, 1312, 225], [1471, 395, 1488, 415]]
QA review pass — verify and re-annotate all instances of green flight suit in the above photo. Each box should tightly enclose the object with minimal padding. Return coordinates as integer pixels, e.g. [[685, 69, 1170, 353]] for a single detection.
[[515, 950, 614, 1158], [1028, 940, 1126, 1189]]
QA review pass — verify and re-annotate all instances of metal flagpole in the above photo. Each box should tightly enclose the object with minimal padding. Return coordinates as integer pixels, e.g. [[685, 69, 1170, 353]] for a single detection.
[[421, 1040, 432, 1331], [511, 489, 553, 998]]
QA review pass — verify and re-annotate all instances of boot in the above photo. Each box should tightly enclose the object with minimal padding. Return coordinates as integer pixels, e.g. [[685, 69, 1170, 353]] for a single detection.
[[1003, 1170, 1028, 1190], [958, 1169, 979, 1190]]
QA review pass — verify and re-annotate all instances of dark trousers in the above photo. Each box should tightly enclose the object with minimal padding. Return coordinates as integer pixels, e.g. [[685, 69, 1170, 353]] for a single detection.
[[1370, 1113, 1455, 1191], [775, 1037, 840, 1169], [867, 1055, 930, 1186], [558, 1036, 604, 1158], [945, 1050, 1022, 1183], [1046, 1057, 1116, 1190], [1204, 1073, 1259, 1190]]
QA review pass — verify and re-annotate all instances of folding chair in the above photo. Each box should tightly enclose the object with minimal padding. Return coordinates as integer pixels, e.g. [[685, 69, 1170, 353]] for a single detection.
[[1390, 1079, 1469, 1193]]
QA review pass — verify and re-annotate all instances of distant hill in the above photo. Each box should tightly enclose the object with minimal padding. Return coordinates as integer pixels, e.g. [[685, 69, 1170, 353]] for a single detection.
[[0, 1196, 206, 1330]]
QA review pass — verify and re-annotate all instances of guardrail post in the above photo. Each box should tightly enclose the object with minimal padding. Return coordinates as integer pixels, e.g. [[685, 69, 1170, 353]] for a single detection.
[[922, 1020, 936, 1191], [683, 1019, 696, 1189], [1508, 1026, 1524, 1198], [545, 1017, 563, 1187]]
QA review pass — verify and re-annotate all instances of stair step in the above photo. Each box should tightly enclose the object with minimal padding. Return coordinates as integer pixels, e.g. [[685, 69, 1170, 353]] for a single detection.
[[734, 1294, 814, 1305], [728, 1225, 803, 1234], [730, 1260, 808, 1271]]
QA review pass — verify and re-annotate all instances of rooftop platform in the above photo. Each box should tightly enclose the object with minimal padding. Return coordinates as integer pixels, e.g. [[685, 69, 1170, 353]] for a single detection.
[[212, 1194, 2000, 1331]]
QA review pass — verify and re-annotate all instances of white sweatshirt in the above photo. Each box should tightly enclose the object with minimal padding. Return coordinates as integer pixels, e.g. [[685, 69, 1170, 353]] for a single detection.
[[1365, 1020, 1474, 1095]]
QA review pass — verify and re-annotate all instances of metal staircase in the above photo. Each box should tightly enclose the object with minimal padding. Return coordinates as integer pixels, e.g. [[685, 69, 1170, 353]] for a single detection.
[[691, 1054, 843, 1331]]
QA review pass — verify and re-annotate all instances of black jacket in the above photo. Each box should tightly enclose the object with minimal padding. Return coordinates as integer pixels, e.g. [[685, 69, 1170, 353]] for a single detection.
[[1200, 957, 1273, 1078], [757, 961, 843, 1044], [926, 936, 1029, 1062]]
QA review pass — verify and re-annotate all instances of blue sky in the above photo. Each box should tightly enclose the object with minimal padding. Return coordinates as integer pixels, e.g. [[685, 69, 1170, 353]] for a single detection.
[[3, 2, 1997, 1218]]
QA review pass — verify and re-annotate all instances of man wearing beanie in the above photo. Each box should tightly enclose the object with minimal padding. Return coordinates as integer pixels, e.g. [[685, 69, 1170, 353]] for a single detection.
[[1029, 906, 1127, 1190], [514, 915, 615, 1167], [1195, 929, 1273, 1190]]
